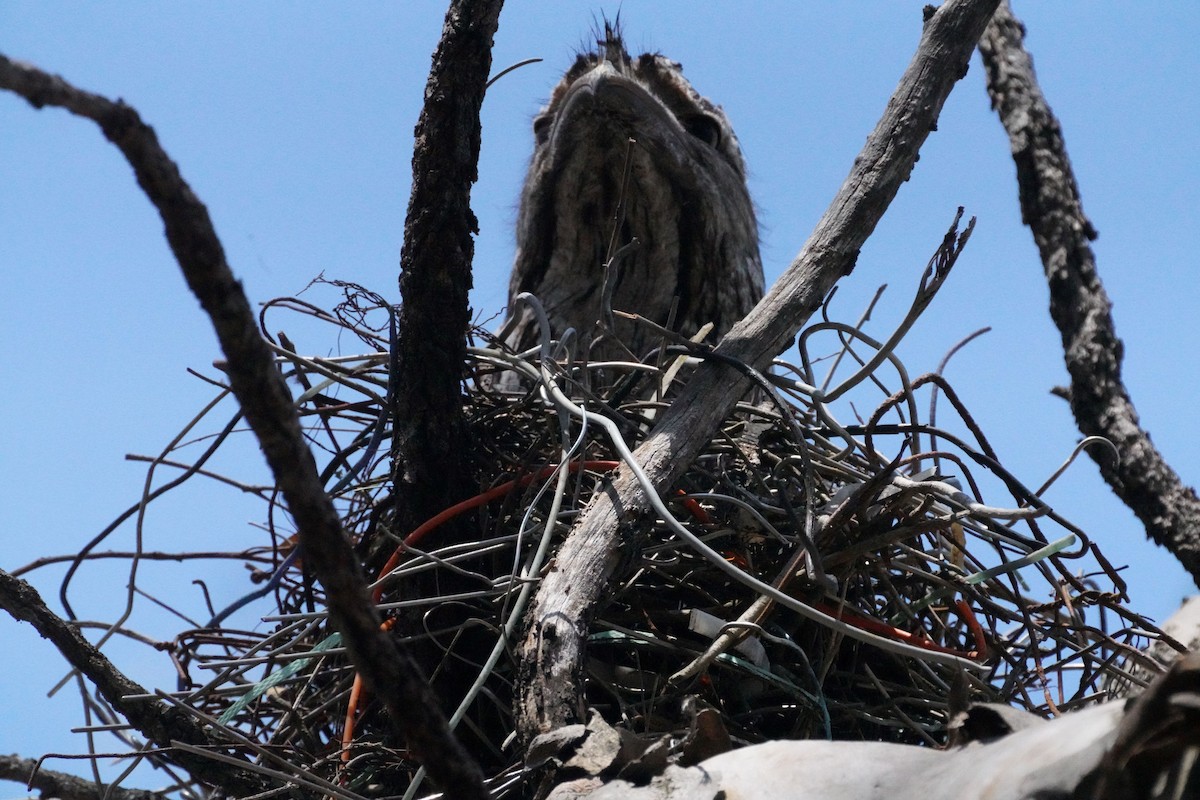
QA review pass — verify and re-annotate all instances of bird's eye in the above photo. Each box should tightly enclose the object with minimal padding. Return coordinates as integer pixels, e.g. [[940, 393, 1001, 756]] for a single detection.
[[682, 114, 722, 148], [533, 115, 552, 145]]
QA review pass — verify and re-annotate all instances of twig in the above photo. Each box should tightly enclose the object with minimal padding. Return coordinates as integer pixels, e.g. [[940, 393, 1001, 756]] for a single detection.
[[0, 570, 268, 796], [58, 400, 239, 621], [12, 549, 271, 578]]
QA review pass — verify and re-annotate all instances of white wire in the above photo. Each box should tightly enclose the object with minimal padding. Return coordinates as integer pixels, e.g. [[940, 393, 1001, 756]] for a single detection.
[[511, 293, 985, 671]]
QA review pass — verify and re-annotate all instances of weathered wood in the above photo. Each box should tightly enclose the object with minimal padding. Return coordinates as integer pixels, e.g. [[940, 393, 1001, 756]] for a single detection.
[[547, 653, 1200, 799], [516, 0, 1002, 747]]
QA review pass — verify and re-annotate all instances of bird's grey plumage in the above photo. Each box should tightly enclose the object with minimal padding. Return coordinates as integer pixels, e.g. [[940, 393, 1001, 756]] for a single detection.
[[500, 25, 764, 364]]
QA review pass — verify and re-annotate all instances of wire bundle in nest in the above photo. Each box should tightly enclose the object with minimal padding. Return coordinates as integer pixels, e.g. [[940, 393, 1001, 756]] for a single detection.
[[48, 252, 1177, 799]]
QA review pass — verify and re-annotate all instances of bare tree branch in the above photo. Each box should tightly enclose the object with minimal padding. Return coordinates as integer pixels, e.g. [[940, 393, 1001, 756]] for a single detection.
[[0, 570, 266, 796], [979, 1, 1200, 587], [516, 0, 1001, 745], [0, 54, 487, 799], [394, 0, 502, 534], [0, 754, 163, 800]]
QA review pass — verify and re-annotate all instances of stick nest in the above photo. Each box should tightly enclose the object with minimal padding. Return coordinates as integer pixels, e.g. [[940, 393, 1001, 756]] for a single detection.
[[42, 266, 1178, 799]]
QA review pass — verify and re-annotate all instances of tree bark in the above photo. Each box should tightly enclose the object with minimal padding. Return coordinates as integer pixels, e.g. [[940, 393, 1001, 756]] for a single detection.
[[0, 754, 163, 800], [393, 0, 502, 535], [979, 1, 1200, 587], [515, 0, 1001, 747], [0, 570, 267, 796]]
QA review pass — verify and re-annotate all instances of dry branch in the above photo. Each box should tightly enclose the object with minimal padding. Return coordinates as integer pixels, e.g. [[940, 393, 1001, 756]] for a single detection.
[[516, 0, 1002, 745], [0, 754, 163, 800], [979, 1, 1200, 587], [394, 0, 503, 533], [0, 570, 266, 796], [0, 54, 487, 800]]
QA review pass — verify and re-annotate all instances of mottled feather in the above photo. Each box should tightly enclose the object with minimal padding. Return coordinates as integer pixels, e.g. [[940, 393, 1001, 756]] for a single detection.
[[500, 25, 764, 364]]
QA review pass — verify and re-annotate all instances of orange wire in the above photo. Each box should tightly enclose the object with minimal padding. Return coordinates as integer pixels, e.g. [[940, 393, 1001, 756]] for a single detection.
[[954, 598, 988, 658], [340, 459, 620, 765], [371, 460, 620, 604], [812, 600, 981, 661], [342, 468, 986, 766], [677, 491, 713, 525]]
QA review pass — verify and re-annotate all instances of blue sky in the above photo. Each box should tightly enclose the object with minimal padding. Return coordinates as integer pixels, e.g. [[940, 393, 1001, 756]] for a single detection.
[[3, 2, 1199, 787]]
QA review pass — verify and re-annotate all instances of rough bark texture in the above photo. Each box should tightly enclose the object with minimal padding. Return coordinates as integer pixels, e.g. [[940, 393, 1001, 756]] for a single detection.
[[515, 0, 1001, 748], [0, 753, 163, 800], [501, 23, 763, 361], [0, 54, 488, 800], [394, 0, 502, 535], [980, 1, 1200, 587], [1088, 651, 1200, 799]]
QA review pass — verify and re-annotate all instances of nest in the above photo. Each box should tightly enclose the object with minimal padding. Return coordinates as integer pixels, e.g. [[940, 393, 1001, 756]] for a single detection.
[[53, 264, 1173, 799]]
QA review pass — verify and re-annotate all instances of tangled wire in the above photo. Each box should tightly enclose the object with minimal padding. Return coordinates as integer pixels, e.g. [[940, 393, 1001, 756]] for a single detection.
[[25, 233, 1180, 800]]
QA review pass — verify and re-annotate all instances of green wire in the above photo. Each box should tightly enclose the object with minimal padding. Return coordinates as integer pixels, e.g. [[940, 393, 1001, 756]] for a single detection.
[[218, 632, 342, 725]]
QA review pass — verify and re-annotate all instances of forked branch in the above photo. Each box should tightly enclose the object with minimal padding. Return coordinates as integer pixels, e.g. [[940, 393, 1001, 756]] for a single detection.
[[0, 570, 267, 796]]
